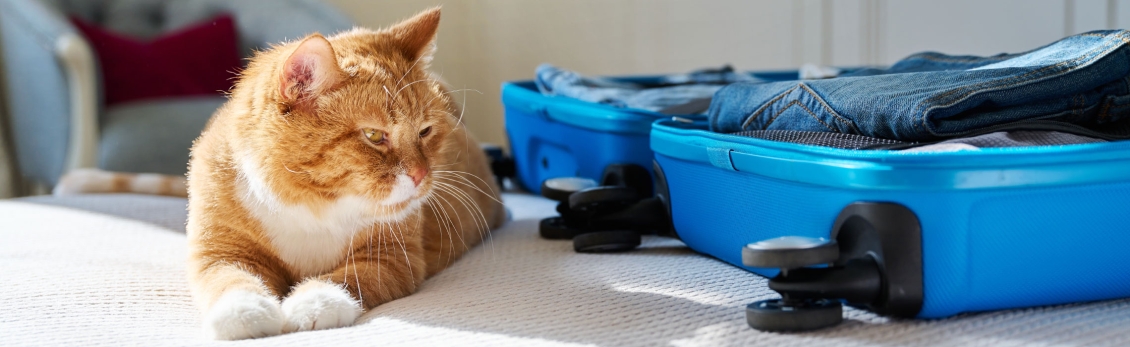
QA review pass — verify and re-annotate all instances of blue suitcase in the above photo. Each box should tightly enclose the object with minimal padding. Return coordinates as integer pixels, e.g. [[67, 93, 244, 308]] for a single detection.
[[540, 116, 1130, 331], [501, 71, 799, 194], [652, 117, 1130, 328]]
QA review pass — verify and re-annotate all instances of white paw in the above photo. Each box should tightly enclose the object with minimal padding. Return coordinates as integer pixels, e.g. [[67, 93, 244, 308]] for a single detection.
[[204, 290, 285, 340], [281, 281, 363, 333]]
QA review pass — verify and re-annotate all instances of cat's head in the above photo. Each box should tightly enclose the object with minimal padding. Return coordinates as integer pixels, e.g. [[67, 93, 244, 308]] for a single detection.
[[243, 8, 459, 217]]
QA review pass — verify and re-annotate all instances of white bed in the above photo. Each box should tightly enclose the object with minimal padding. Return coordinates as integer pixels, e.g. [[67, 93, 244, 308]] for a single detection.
[[1, 192, 1127, 346]]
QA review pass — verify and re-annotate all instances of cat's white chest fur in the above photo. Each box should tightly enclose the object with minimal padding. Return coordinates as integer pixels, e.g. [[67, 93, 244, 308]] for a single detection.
[[235, 156, 412, 278]]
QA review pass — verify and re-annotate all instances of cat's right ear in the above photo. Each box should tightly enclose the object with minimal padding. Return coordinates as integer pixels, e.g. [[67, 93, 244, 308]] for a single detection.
[[279, 34, 346, 112]]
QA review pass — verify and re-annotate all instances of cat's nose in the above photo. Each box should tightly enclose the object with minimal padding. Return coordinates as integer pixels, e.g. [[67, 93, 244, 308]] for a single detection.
[[409, 166, 428, 187]]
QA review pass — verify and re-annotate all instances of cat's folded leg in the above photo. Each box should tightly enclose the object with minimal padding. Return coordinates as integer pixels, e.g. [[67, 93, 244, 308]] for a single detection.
[[190, 261, 290, 340], [282, 229, 428, 332]]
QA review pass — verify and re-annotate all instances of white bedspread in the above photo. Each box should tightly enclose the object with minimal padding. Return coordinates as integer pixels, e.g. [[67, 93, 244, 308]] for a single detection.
[[1, 193, 1128, 346]]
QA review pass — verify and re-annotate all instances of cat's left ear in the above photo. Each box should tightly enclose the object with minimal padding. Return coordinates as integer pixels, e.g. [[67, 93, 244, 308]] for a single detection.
[[388, 7, 441, 64], [279, 34, 346, 112]]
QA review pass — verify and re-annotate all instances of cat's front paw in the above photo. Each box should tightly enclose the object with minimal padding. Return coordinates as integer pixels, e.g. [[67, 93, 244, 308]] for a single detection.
[[204, 289, 285, 340], [282, 280, 363, 333]]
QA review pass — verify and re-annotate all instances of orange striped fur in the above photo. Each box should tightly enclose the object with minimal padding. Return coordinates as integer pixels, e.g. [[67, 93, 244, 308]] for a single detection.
[[183, 8, 506, 340], [53, 168, 187, 197]]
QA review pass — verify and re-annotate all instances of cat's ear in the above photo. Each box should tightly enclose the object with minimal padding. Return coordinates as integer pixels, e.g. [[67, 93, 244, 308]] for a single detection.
[[387, 7, 441, 64], [278, 34, 346, 111]]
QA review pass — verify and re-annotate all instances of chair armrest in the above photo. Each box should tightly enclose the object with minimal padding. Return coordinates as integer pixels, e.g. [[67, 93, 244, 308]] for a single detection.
[[0, 0, 99, 188], [55, 34, 98, 173]]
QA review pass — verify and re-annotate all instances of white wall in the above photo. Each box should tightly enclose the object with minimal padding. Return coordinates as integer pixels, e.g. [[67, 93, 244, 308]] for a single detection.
[[326, 0, 1129, 149]]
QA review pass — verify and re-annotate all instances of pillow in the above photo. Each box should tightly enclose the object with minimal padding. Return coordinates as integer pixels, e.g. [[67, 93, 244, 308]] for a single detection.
[[70, 14, 242, 106]]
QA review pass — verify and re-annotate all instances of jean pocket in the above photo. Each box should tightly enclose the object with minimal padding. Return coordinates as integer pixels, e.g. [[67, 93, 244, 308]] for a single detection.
[[741, 83, 860, 133]]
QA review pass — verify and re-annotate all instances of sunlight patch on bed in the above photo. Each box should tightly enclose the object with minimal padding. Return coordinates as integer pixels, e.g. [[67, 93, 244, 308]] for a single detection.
[[610, 281, 735, 307], [355, 316, 597, 347]]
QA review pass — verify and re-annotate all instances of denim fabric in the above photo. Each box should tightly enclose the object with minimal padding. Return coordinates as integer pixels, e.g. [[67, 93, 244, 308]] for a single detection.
[[535, 64, 758, 112], [710, 30, 1130, 141]]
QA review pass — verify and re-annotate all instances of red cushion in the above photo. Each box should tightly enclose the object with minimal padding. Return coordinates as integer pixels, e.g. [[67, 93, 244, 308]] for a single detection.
[[70, 14, 242, 106]]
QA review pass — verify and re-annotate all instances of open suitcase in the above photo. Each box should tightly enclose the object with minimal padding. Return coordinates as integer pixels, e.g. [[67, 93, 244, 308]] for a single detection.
[[537, 116, 1130, 331], [501, 71, 800, 194]]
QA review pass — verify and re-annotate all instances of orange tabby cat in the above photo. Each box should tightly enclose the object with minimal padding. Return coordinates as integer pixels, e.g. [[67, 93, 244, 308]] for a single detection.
[[184, 8, 505, 340]]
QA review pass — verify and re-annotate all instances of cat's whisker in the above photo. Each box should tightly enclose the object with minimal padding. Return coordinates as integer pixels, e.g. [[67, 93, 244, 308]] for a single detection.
[[386, 220, 411, 279], [396, 221, 413, 277], [446, 87, 473, 137], [394, 57, 424, 89], [367, 224, 374, 294], [434, 182, 491, 237], [434, 182, 492, 255], [378, 221, 386, 296], [433, 173, 502, 204], [420, 92, 448, 112], [421, 88, 480, 111], [430, 188, 468, 251], [445, 184, 491, 245], [427, 199, 456, 264], [282, 164, 308, 174], [432, 161, 461, 168], [427, 194, 453, 236], [430, 197, 458, 267], [424, 200, 450, 265], [443, 88, 482, 96], [434, 170, 501, 199], [348, 231, 363, 305], [394, 79, 428, 97], [382, 84, 397, 111], [434, 183, 486, 235], [433, 190, 467, 247]]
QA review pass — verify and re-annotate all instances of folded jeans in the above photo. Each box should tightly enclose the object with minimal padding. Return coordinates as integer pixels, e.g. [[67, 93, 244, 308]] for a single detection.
[[709, 30, 1130, 141]]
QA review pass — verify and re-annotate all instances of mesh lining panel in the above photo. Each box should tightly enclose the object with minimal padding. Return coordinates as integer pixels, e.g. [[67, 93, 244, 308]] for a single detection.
[[728, 130, 914, 150]]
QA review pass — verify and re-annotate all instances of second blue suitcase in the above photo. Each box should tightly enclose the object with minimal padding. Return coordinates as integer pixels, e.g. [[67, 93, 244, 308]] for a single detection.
[[501, 71, 801, 194], [651, 118, 1130, 328]]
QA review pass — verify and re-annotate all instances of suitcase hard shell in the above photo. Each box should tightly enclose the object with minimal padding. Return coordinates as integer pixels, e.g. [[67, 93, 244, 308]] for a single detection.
[[502, 80, 655, 194], [650, 118, 1130, 319], [501, 72, 799, 194]]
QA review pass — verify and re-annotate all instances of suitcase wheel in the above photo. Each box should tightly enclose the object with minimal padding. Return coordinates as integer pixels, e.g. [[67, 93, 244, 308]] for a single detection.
[[741, 236, 839, 269], [746, 298, 843, 332], [568, 186, 640, 212], [541, 177, 599, 202], [573, 230, 641, 253], [539, 217, 587, 240], [599, 163, 653, 197]]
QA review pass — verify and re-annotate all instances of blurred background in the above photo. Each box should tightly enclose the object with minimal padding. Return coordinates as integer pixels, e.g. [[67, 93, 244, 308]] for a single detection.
[[0, 0, 1124, 197]]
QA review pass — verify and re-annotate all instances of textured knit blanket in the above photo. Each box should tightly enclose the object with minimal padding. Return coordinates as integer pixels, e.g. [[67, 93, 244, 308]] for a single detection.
[[1, 193, 1128, 346]]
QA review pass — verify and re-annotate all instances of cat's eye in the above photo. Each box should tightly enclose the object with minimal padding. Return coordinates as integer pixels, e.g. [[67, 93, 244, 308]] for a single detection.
[[363, 128, 385, 144], [419, 126, 432, 137]]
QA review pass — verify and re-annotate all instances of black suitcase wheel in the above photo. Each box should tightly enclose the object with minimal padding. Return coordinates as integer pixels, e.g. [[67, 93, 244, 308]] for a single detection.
[[600, 163, 653, 197], [742, 236, 840, 269], [746, 298, 843, 332], [554, 201, 589, 221], [541, 177, 599, 202], [539, 217, 587, 240], [573, 230, 641, 253], [568, 186, 639, 212]]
